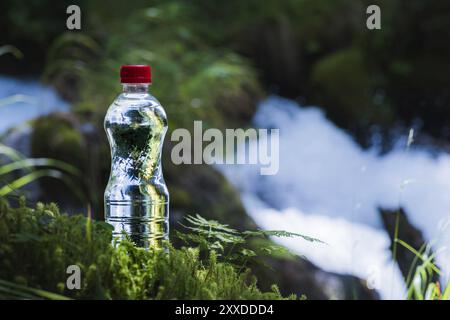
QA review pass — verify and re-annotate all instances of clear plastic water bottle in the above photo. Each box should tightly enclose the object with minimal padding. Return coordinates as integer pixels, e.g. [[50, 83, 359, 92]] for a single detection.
[[104, 65, 169, 248]]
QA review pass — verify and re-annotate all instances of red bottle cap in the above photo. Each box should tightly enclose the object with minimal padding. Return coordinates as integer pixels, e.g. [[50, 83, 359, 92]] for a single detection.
[[120, 65, 151, 83]]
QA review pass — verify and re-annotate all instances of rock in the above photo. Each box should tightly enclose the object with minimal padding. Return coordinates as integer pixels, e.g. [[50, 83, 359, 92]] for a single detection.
[[163, 141, 257, 234], [250, 251, 379, 300], [30, 112, 87, 168], [379, 207, 439, 287], [311, 48, 394, 139]]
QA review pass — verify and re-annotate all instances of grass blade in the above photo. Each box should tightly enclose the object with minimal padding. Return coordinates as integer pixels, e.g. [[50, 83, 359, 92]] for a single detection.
[[0, 279, 70, 300], [0, 158, 82, 177], [0, 169, 62, 196]]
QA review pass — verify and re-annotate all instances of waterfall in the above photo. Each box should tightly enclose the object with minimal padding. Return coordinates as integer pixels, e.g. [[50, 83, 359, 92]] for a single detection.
[[0, 75, 69, 134], [219, 95, 450, 299]]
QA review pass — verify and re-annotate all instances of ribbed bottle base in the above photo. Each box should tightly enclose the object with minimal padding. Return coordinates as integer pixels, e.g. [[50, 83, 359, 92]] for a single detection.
[[105, 200, 169, 249]]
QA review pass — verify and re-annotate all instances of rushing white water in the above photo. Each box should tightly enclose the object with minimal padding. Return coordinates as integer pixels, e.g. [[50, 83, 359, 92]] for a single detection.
[[219, 96, 450, 299], [0, 75, 69, 134]]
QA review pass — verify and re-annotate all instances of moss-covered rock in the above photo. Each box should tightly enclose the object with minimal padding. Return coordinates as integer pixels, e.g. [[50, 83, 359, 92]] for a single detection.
[[311, 47, 394, 136], [28, 113, 88, 207], [164, 159, 257, 235], [30, 113, 86, 168], [312, 48, 372, 125]]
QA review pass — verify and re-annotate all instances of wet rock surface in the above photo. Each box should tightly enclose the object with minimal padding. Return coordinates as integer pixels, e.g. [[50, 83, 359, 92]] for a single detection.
[[380, 207, 439, 287]]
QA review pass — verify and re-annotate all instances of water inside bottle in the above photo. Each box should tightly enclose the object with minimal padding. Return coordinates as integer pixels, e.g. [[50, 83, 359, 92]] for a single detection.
[[104, 86, 169, 248]]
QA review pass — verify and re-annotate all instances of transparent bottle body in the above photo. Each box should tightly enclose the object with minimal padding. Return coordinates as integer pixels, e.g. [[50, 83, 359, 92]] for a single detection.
[[104, 84, 169, 248]]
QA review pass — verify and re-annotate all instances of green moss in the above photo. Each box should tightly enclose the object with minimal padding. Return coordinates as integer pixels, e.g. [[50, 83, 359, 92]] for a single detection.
[[0, 197, 294, 300], [312, 48, 370, 120], [30, 113, 86, 169], [177, 54, 261, 130], [311, 47, 393, 128]]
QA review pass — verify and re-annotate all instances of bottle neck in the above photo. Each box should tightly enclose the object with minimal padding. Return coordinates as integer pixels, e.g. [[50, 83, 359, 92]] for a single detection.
[[122, 83, 150, 93]]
